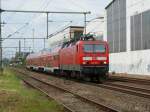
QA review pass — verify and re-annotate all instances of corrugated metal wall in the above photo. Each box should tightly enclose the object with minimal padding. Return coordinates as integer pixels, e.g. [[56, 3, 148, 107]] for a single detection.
[[131, 10, 150, 51], [105, 0, 150, 75], [107, 0, 126, 53]]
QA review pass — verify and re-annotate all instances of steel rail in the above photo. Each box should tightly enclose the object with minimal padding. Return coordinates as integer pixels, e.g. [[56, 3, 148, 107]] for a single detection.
[[109, 76, 150, 85], [105, 82, 150, 94], [15, 68, 119, 112], [14, 68, 74, 112], [21, 77, 74, 112], [14, 68, 150, 100], [97, 83, 150, 99]]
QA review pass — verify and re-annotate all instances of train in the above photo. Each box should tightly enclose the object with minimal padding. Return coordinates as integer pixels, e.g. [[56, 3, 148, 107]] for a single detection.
[[26, 35, 109, 82]]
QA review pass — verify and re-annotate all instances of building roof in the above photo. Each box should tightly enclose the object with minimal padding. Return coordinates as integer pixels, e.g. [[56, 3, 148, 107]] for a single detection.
[[48, 26, 84, 38], [105, 0, 115, 9]]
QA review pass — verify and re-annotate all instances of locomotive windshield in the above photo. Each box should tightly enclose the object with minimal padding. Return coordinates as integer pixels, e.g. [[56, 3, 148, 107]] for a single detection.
[[84, 45, 93, 52], [95, 45, 105, 52], [84, 44, 106, 53]]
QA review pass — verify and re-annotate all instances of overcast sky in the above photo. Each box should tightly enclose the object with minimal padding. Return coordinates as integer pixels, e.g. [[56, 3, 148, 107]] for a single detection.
[[1, 0, 111, 58]]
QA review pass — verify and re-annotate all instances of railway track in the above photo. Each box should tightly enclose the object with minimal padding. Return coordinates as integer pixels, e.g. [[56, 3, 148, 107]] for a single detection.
[[109, 76, 150, 85], [97, 82, 150, 99], [15, 68, 119, 112], [22, 78, 73, 112], [15, 68, 150, 100]]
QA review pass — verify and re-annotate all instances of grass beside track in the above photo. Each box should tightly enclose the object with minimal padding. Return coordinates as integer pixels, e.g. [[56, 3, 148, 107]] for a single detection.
[[0, 68, 64, 112]]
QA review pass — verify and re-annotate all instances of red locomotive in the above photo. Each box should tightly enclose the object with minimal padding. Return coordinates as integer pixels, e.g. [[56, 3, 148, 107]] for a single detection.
[[26, 34, 109, 81]]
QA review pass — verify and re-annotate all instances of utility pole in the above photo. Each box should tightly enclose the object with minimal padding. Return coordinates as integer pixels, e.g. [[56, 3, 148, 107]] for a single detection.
[[24, 38, 26, 55], [84, 13, 87, 35], [44, 12, 49, 49], [29, 47, 31, 53], [19, 40, 21, 56], [46, 13, 49, 39], [0, 0, 3, 75], [32, 29, 34, 52]]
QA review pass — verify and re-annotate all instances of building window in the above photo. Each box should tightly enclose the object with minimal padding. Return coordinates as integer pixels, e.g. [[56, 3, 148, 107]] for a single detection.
[[131, 10, 150, 51], [74, 31, 83, 41], [106, 0, 126, 53]]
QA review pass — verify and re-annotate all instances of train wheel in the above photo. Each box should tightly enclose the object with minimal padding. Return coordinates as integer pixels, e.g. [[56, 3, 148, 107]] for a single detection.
[[90, 76, 94, 82], [76, 71, 82, 80], [98, 73, 108, 83], [102, 73, 109, 80], [79, 71, 84, 80], [76, 72, 80, 80], [71, 71, 76, 78], [96, 75, 101, 83], [60, 70, 65, 77], [66, 71, 71, 80]]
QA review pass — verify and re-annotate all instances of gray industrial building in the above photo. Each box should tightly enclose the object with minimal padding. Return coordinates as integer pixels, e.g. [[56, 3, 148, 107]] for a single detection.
[[105, 0, 150, 75]]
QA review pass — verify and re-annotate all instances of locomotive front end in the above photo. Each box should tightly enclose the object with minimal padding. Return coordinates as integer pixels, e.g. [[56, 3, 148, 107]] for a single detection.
[[79, 41, 109, 76]]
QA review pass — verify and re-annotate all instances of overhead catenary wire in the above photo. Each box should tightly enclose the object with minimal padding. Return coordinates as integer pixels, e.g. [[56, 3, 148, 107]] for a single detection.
[[2, 0, 144, 42], [3, 0, 26, 22], [65, 0, 86, 11], [2, 0, 144, 40], [2, 0, 90, 44], [3, 23, 29, 41], [2, 4, 91, 59], [83, 0, 145, 26], [2, 0, 54, 54], [48, 21, 73, 38], [1, 22, 29, 25], [2, 0, 53, 40], [2, 0, 145, 58], [2, 0, 89, 60], [81, 0, 146, 39], [3, 0, 48, 23], [46, 0, 145, 38], [1, 0, 34, 35], [25, 0, 53, 32]]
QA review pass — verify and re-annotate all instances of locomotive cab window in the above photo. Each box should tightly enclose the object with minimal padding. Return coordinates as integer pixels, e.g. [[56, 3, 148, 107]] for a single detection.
[[94, 45, 106, 53], [83, 44, 106, 53], [84, 45, 93, 52]]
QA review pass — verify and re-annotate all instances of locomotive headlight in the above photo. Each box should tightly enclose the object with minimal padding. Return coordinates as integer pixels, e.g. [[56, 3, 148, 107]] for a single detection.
[[83, 62, 86, 64], [97, 57, 107, 61], [83, 57, 92, 61], [104, 61, 107, 64]]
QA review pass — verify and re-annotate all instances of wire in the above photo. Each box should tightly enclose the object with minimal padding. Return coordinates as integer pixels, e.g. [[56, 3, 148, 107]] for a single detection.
[[3, 0, 53, 41], [3, 0, 145, 43], [28, 0, 53, 23], [84, 0, 145, 26], [47, 0, 145, 38], [18, 0, 54, 41], [2, 22, 28, 25], [48, 21, 73, 38], [2, 0, 47, 42], [3, 23, 29, 41], [42, 0, 53, 10], [3, 1, 26, 21], [65, 0, 86, 11]]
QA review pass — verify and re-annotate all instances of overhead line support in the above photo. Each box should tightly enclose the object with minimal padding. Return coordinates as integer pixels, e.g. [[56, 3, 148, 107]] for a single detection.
[[2, 9, 91, 14], [0, 8, 91, 72]]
